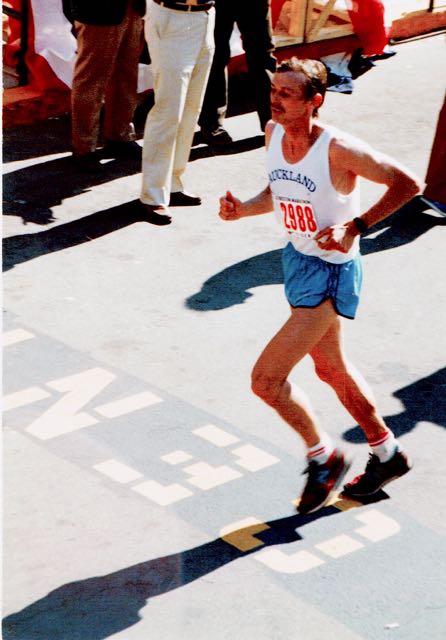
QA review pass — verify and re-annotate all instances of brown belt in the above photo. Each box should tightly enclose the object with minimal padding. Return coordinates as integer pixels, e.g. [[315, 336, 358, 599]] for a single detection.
[[153, 0, 214, 12]]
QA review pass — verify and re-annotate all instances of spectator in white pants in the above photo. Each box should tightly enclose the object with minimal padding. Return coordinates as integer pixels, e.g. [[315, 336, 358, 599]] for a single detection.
[[140, 0, 215, 219]]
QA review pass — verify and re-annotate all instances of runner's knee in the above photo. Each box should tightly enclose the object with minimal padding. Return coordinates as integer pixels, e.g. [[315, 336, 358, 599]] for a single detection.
[[251, 371, 284, 405]]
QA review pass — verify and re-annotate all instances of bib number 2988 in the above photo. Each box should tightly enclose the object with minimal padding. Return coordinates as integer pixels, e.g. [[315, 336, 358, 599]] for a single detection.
[[280, 201, 317, 234]]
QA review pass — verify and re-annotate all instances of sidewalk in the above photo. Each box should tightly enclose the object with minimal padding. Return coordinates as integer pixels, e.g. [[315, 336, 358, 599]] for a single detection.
[[3, 32, 446, 640]]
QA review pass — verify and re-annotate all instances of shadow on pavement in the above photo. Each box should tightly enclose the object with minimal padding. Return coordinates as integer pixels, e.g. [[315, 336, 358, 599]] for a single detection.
[[3, 115, 73, 163], [360, 198, 446, 255], [186, 200, 445, 312], [186, 248, 283, 310], [343, 367, 446, 444], [190, 133, 265, 161], [3, 154, 143, 226], [3, 133, 264, 227], [2, 496, 387, 640], [2, 200, 169, 272]]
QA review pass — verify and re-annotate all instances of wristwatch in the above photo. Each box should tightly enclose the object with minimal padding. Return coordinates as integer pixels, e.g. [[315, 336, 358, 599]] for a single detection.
[[352, 217, 368, 235]]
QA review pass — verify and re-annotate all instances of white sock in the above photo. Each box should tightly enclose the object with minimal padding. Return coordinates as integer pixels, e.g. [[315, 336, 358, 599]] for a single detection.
[[307, 432, 335, 465], [369, 432, 400, 463]]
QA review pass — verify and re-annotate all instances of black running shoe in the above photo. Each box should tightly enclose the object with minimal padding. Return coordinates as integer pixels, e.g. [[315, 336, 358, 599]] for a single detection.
[[342, 450, 412, 498], [297, 449, 351, 514]]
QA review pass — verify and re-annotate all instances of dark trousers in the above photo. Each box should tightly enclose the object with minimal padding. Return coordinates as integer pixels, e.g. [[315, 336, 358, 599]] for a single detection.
[[71, 3, 143, 154], [198, 0, 276, 132]]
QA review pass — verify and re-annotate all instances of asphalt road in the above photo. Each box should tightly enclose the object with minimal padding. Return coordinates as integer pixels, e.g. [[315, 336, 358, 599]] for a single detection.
[[3, 32, 446, 640]]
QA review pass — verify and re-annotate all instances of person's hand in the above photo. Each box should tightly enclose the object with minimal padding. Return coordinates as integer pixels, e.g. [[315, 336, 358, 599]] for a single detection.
[[219, 191, 243, 221], [315, 222, 357, 253]]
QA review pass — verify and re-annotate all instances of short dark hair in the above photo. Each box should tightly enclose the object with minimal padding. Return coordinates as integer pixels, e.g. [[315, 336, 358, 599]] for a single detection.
[[276, 58, 327, 116]]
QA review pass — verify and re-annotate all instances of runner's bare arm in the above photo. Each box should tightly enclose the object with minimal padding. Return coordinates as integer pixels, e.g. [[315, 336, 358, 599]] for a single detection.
[[219, 186, 273, 221], [218, 122, 276, 221], [335, 137, 421, 229], [316, 137, 421, 252]]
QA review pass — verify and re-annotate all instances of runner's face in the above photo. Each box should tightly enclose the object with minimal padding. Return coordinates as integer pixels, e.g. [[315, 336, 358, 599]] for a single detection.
[[270, 71, 315, 125]]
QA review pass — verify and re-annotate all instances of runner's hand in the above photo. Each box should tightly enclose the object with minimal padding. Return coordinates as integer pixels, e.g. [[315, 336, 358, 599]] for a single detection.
[[219, 191, 243, 221], [315, 223, 356, 253]]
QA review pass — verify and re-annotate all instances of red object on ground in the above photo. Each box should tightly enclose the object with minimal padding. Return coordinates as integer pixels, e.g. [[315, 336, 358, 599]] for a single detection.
[[346, 0, 389, 56], [4, 0, 67, 91]]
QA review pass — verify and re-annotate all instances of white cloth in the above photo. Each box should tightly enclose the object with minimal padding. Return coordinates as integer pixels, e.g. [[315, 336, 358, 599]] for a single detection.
[[31, 0, 76, 87], [8, 0, 243, 93], [140, 1, 215, 206]]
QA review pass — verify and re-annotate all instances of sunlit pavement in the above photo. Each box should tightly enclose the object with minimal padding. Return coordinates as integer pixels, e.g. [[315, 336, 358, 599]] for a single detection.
[[3, 32, 446, 640]]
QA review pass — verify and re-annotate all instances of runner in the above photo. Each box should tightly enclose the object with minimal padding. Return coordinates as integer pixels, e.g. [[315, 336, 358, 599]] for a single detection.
[[219, 58, 421, 513]]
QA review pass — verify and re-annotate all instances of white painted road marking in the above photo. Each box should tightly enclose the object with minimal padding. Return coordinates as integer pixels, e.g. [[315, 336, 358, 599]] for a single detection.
[[93, 459, 144, 484], [132, 480, 193, 505], [161, 450, 194, 465], [232, 444, 280, 471], [3, 387, 51, 411], [193, 424, 240, 447], [26, 368, 115, 440], [94, 390, 163, 418], [257, 549, 325, 573], [183, 461, 243, 490], [3, 329, 35, 347], [354, 509, 401, 542], [315, 534, 364, 558], [220, 508, 401, 574]]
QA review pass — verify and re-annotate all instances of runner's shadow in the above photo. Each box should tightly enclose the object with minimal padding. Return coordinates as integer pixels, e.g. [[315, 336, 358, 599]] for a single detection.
[[2, 498, 386, 640], [359, 199, 446, 255], [2, 200, 166, 272], [186, 249, 283, 310], [343, 367, 446, 443], [185, 200, 446, 311]]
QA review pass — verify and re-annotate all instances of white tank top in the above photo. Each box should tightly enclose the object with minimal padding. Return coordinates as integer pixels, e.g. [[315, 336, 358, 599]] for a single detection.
[[267, 123, 360, 264]]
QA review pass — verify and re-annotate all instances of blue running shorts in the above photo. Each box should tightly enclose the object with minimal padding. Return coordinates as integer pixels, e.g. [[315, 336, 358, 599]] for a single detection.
[[282, 242, 363, 319]]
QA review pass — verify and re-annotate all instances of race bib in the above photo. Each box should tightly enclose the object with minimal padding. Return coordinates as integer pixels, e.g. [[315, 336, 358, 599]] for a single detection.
[[274, 195, 319, 239]]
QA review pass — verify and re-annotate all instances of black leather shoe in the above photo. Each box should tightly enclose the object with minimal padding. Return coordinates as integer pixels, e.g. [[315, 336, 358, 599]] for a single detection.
[[169, 191, 202, 207], [138, 202, 172, 225]]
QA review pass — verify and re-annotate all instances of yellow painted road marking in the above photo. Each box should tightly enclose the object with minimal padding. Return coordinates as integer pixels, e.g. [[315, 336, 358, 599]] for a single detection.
[[220, 517, 271, 552]]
